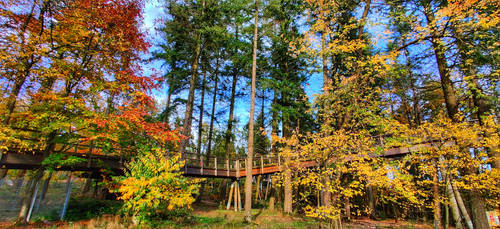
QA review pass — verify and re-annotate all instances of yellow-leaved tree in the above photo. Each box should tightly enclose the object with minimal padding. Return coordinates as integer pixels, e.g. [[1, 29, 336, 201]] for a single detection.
[[114, 146, 200, 224]]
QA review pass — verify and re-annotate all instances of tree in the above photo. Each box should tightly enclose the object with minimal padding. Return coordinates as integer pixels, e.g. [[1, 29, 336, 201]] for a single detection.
[[244, 0, 259, 222], [114, 146, 200, 224]]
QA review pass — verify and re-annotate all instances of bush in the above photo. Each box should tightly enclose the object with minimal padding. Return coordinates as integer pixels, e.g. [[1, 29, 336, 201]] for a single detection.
[[112, 146, 201, 224]]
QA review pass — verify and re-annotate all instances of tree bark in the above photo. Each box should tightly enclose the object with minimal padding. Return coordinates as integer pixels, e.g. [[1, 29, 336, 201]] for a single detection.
[[206, 69, 219, 164], [321, 32, 329, 89], [446, 180, 464, 229], [245, 1, 259, 222], [179, 0, 205, 156], [224, 25, 240, 158], [164, 87, 172, 124], [432, 160, 443, 229], [344, 196, 351, 221], [196, 71, 207, 156], [469, 191, 489, 229], [282, 122, 292, 214], [452, 182, 473, 229], [423, 3, 459, 122], [368, 185, 376, 219]]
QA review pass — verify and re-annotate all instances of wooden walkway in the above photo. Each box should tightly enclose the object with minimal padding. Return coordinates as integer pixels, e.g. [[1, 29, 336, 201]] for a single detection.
[[0, 136, 450, 179]]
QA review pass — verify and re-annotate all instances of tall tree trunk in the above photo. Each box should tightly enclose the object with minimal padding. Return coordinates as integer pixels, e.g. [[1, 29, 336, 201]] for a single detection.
[[432, 160, 443, 229], [206, 68, 219, 164], [452, 182, 473, 229], [446, 179, 464, 229], [271, 91, 279, 155], [245, 1, 259, 222], [453, 27, 499, 169], [282, 120, 292, 214], [423, 4, 459, 122], [164, 87, 172, 124], [368, 185, 376, 219], [179, 0, 205, 156], [197, 71, 207, 156], [469, 191, 489, 229], [321, 32, 329, 88], [225, 26, 240, 159]]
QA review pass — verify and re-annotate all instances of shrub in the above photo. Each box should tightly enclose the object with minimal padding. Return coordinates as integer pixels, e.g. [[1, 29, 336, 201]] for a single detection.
[[113, 146, 200, 224]]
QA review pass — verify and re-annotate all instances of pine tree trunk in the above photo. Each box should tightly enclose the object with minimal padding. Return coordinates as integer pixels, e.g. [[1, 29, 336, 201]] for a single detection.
[[423, 3, 459, 122], [206, 70, 218, 164], [224, 26, 240, 158], [244, 1, 259, 222], [164, 87, 172, 123], [271, 92, 279, 155], [196, 71, 207, 157], [179, 0, 205, 155]]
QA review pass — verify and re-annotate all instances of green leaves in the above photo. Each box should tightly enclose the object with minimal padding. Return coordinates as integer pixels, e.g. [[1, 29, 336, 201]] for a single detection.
[[42, 153, 87, 171]]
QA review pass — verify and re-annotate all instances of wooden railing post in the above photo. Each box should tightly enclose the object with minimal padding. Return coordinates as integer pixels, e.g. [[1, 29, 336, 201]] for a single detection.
[[226, 158, 229, 177], [260, 155, 264, 174], [236, 160, 240, 178], [278, 154, 281, 170], [201, 157, 204, 175], [214, 157, 217, 176]]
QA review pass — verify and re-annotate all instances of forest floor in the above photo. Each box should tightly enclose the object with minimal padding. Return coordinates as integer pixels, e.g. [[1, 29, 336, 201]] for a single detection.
[[0, 177, 432, 228], [0, 199, 433, 229]]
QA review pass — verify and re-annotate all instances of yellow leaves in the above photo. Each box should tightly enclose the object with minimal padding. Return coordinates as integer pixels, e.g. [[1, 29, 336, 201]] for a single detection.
[[114, 148, 200, 222]]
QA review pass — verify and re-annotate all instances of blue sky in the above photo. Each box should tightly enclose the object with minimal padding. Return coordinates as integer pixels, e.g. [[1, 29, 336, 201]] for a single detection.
[[140, 0, 324, 135], [138, 0, 441, 149]]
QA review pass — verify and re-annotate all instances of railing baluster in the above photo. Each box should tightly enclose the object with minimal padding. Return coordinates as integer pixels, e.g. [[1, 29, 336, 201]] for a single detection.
[[201, 158, 203, 175], [260, 155, 263, 174]]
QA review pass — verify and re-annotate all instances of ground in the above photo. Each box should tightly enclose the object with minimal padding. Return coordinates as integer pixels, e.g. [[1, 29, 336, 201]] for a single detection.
[[0, 199, 433, 228], [0, 176, 433, 228]]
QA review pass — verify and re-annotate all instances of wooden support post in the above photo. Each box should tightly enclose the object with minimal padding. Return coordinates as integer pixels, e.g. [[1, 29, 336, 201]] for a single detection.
[[237, 181, 242, 211], [265, 175, 270, 200], [214, 157, 217, 176], [26, 180, 40, 222], [226, 182, 234, 210], [60, 173, 72, 220], [201, 158, 204, 175], [35, 172, 53, 213], [226, 158, 229, 177], [233, 181, 238, 211]]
